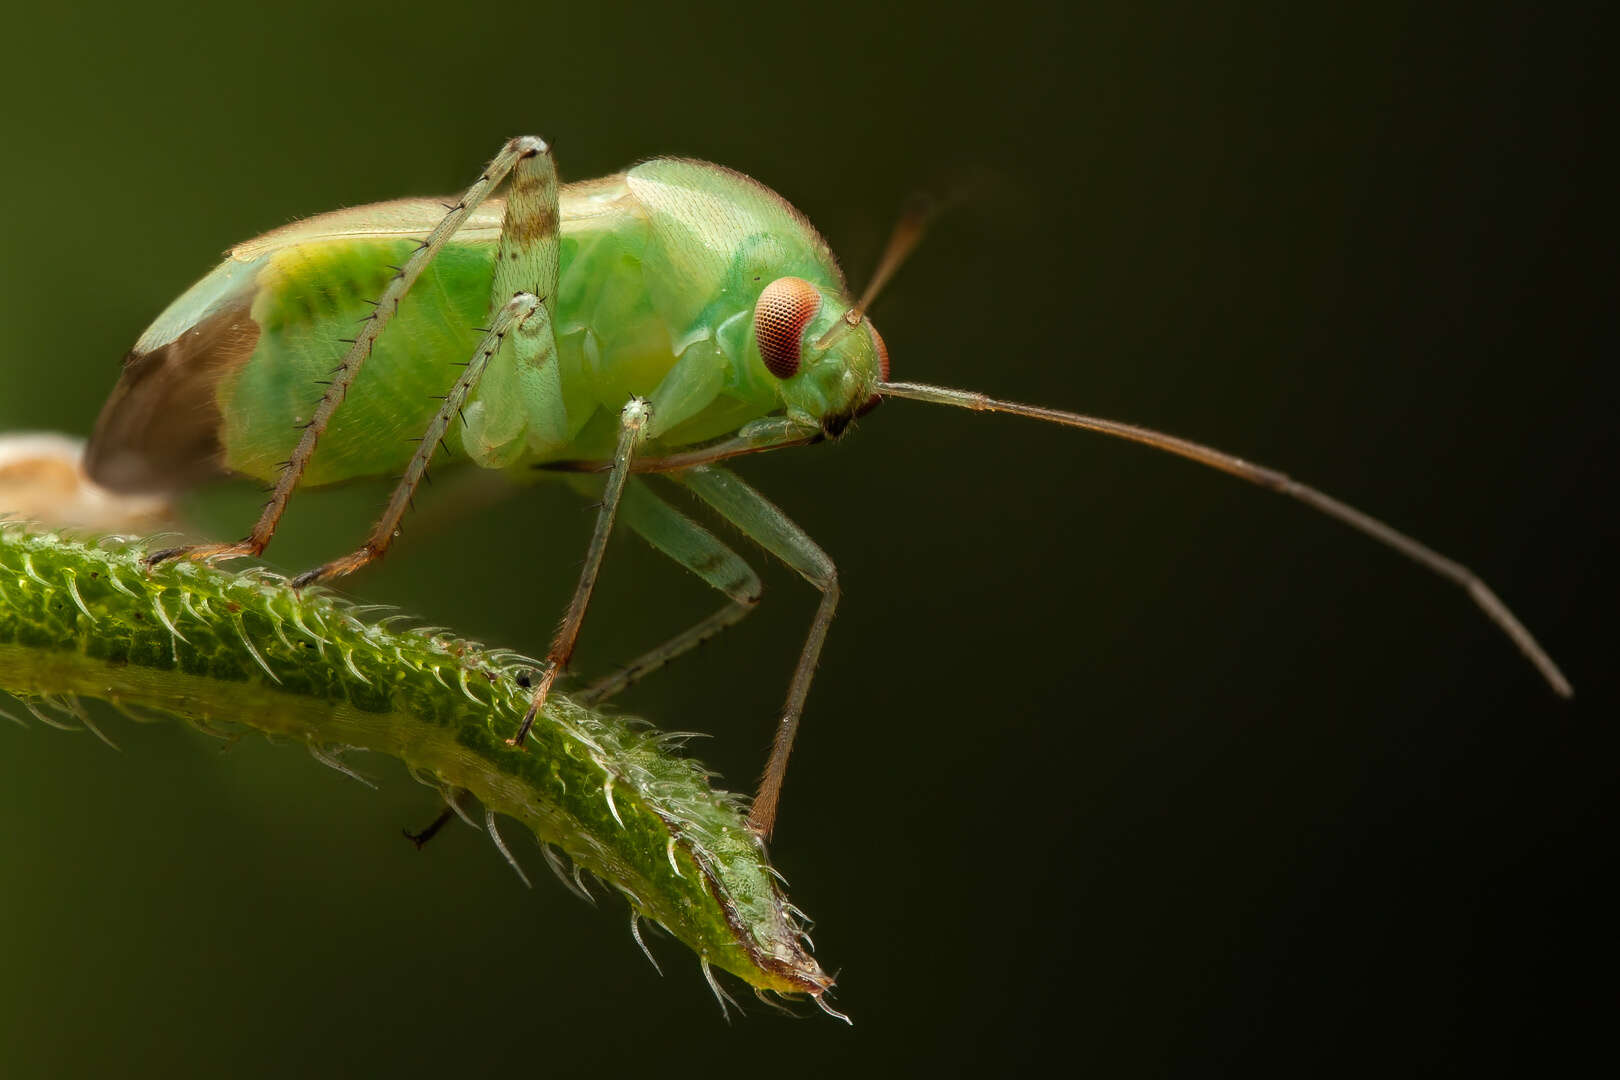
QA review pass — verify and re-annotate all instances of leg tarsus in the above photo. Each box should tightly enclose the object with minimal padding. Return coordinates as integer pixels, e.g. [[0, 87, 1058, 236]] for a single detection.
[[508, 662, 560, 748], [144, 538, 262, 570], [291, 544, 381, 589], [403, 806, 456, 850]]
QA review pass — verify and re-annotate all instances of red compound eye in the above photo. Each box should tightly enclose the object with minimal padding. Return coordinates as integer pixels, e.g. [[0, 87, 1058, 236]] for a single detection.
[[866, 322, 891, 381], [754, 277, 821, 379]]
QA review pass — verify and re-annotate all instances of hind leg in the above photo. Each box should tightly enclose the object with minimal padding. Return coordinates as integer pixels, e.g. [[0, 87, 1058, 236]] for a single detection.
[[293, 138, 563, 586], [146, 135, 555, 571]]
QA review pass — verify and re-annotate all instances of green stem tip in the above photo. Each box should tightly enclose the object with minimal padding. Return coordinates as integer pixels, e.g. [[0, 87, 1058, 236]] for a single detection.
[[0, 524, 840, 1019]]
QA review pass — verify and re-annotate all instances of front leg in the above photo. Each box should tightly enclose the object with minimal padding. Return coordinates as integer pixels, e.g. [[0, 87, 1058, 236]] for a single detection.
[[675, 466, 840, 839], [509, 397, 652, 747]]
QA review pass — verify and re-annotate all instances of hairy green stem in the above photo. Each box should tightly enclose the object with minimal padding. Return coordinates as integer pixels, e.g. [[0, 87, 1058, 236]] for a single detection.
[[0, 525, 834, 1013]]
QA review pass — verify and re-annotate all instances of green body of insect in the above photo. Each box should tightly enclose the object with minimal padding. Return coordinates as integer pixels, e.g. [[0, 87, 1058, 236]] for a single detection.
[[87, 158, 884, 491], [83, 136, 1571, 846]]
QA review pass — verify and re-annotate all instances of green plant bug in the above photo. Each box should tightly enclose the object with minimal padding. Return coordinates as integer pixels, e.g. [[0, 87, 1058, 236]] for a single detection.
[[83, 137, 1572, 839]]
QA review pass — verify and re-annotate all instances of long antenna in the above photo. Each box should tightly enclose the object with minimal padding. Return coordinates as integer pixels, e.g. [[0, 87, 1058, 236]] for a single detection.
[[876, 379, 1573, 698], [855, 195, 935, 315], [817, 195, 937, 350]]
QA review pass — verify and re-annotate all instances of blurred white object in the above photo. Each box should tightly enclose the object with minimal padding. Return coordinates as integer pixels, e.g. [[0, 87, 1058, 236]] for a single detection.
[[0, 433, 175, 533]]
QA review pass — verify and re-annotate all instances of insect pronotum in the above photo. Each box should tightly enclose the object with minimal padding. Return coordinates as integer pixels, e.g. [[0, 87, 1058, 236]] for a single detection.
[[84, 136, 1572, 838]]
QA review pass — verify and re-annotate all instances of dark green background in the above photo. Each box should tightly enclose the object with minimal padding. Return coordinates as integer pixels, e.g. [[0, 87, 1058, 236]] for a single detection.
[[1, 2, 1609, 1075]]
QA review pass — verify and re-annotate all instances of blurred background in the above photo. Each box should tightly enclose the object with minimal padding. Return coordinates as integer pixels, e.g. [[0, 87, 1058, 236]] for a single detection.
[[1, 1, 1610, 1074]]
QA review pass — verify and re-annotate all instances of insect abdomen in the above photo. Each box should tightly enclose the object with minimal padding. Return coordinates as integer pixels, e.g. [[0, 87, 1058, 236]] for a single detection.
[[220, 240, 497, 485]]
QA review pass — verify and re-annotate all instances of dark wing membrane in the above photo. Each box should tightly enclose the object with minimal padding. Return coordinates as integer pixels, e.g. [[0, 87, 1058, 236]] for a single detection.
[[84, 297, 260, 494]]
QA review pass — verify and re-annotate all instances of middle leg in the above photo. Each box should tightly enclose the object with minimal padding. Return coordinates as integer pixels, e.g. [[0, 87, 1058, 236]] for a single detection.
[[509, 397, 652, 747]]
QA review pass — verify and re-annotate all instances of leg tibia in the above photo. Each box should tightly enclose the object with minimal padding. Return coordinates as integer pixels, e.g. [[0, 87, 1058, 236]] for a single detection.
[[510, 398, 650, 747], [675, 466, 839, 838], [616, 478, 762, 603]]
